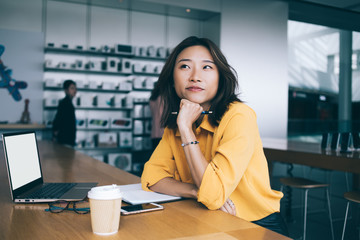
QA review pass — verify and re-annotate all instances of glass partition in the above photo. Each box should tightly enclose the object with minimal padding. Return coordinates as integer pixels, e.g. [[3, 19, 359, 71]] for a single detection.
[[288, 20, 360, 147]]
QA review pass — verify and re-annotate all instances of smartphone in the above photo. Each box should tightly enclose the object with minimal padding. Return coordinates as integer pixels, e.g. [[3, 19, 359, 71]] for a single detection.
[[121, 203, 164, 215]]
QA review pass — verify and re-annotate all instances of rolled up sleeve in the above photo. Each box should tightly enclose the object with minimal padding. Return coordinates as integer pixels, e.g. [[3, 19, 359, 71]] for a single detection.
[[197, 110, 257, 210], [141, 128, 176, 191]]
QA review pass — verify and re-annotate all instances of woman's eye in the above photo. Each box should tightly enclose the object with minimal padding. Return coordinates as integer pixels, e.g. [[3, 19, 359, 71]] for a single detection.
[[204, 65, 212, 69], [180, 64, 190, 69]]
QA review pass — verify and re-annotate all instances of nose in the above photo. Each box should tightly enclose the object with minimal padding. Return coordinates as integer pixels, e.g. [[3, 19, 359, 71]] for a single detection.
[[189, 68, 201, 82]]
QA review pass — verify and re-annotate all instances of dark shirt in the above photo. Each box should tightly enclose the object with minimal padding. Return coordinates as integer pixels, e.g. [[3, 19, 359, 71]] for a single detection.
[[53, 95, 76, 146]]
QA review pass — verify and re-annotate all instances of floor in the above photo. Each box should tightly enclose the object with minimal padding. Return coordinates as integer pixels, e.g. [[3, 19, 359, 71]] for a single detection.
[[271, 164, 360, 240]]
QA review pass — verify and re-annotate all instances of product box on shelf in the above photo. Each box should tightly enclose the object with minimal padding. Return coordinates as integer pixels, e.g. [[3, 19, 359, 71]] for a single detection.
[[157, 47, 166, 58], [117, 81, 132, 91], [100, 45, 111, 53], [143, 78, 154, 89], [78, 94, 92, 107], [119, 131, 133, 148], [154, 64, 163, 74], [106, 96, 116, 107], [85, 61, 101, 71], [75, 80, 85, 88], [133, 120, 144, 135], [133, 98, 148, 104], [93, 61, 102, 71], [44, 111, 56, 127], [96, 132, 117, 148], [44, 59, 54, 68], [106, 57, 119, 72], [92, 95, 98, 107], [147, 46, 156, 57], [118, 58, 132, 73], [121, 95, 133, 108], [74, 45, 84, 51], [133, 63, 143, 73], [115, 44, 133, 55], [73, 60, 84, 70], [112, 95, 123, 108], [111, 118, 132, 129], [143, 137, 152, 150], [57, 62, 70, 69], [76, 118, 87, 129], [91, 154, 105, 162], [96, 95, 112, 107], [61, 44, 69, 49], [108, 153, 132, 171], [88, 118, 109, 129], [135, 46, 147, 57], [44, 98, 59, 107], [77, 136, 96, 148], [44, 78, 60, 88], [84, 61, 94, 70], [133, 105, 144, 118], [143, 63, 154, 73], [88, 81, 99, 89], [101, 81, 115, 90], [85, 136, 96, 148], [143, 104, 151, 117], [75, 95, 81, 106], [133, 77, 144, 89], [144, 120, 152, 135], [132, 137, 143, 151]]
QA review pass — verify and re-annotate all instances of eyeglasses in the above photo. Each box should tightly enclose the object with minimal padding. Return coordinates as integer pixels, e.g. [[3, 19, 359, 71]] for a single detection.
[[46, 200, 90, 214]]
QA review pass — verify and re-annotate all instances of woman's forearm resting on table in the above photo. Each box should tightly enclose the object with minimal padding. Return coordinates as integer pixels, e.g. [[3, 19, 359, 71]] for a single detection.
[[149, 177, 198, 199]]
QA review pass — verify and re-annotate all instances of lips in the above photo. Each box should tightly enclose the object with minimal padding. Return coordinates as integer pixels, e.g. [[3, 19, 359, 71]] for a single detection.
[[186, 86, 204, 91]]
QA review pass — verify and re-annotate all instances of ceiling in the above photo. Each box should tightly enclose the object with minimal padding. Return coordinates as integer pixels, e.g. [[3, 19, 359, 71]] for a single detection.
[[302, 0, 360, 13], [49, 0, 360, 20]]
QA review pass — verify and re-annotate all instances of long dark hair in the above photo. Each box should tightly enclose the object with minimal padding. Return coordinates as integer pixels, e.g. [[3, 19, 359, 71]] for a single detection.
[[154, 36, 241, 129]]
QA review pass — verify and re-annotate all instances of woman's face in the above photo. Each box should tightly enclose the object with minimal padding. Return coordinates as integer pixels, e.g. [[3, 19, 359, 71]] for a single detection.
[[173, 45, 219, 110]]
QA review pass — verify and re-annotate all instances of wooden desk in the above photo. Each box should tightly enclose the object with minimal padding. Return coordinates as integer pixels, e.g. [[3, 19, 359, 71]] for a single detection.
[[262, 138, 360, 174], [0, 141, 290, 240]]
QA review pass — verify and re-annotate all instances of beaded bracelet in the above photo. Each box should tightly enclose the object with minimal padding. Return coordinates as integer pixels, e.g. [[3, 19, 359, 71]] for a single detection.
[[181, 141, 199, 147]]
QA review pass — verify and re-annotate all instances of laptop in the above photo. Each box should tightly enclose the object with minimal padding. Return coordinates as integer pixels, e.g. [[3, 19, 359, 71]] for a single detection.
[[2, 131, 97, 203]]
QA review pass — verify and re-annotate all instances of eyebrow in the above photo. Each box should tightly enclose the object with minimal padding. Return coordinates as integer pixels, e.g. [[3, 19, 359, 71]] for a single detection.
[[177, 59, 215, 64]]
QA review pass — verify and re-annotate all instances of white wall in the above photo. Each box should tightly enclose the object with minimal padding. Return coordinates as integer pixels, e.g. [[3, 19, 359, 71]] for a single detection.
[[0, 29, 44, 124], [220, 0, 289, 138], [0, 0, 43, 32], [46, 1, 87, 46]]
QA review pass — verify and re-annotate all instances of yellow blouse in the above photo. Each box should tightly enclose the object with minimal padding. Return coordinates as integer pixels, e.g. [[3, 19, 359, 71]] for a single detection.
[[141, 102, 283, 221]]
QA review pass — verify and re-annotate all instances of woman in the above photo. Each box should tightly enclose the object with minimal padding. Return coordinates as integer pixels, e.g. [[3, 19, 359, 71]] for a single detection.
[[141, 36, 288, 236]]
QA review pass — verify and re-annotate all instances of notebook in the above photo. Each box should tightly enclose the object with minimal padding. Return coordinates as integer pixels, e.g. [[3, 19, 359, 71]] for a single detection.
[[2, 131, 97, 203], [119, 183, 181, 205]]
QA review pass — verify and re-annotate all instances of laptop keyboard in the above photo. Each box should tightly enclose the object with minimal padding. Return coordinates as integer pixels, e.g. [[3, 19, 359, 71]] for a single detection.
[[25, 183, 76, 199]]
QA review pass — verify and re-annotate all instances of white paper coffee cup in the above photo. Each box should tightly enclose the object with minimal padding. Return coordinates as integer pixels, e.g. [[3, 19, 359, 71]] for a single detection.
[[88, 184, 122, 235]]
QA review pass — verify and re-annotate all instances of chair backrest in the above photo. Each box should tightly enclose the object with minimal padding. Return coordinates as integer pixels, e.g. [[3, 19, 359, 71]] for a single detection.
[[352, 132, 360, 149], [339, 132, 350, 152], [330, 133, 339, 150], [321, 133, 329, 149], [323, 132, 358, 151]]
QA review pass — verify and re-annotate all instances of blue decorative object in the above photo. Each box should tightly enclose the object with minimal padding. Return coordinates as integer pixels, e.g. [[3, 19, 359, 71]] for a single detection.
[[0, 45, 28, 101]]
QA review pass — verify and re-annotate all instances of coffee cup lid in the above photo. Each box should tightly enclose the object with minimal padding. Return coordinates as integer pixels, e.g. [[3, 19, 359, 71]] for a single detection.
[[88, 184, 122, 200]]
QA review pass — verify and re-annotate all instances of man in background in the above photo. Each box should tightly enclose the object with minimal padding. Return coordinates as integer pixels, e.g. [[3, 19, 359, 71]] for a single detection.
[[53, 79, 77, 147]]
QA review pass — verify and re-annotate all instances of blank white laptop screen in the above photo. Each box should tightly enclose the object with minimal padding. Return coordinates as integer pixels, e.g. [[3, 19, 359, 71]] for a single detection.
[[4, 132, 41, 190]]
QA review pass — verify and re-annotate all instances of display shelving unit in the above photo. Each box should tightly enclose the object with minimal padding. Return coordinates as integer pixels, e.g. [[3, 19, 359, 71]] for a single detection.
[[43, 45, 165, 176]]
